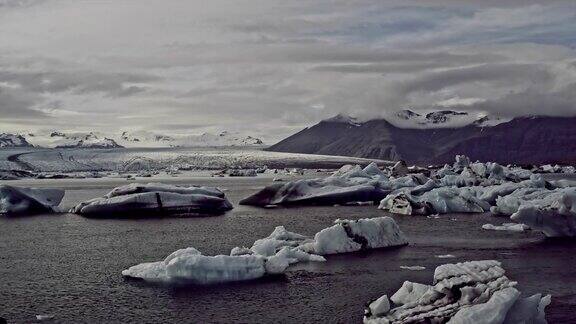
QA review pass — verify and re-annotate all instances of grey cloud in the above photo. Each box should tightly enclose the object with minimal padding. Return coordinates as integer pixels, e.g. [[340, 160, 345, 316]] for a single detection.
[[0, 86, 47, 119], [400, 63, 556, 94]]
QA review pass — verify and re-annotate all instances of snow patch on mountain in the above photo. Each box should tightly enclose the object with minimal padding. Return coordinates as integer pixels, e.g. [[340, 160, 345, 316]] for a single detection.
[[392, 109, 485, 128], [322, 110, 508, 129], [0, 133, 32, 148], [118, 130, 264, 147], [25, 132, 122, 149]]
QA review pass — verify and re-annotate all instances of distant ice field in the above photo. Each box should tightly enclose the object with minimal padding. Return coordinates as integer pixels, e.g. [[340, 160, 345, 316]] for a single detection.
[[0, 147, 389, 173]]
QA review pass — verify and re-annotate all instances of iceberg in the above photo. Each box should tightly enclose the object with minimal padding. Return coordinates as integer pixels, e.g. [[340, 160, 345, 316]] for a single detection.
[[240, 163, 427, 207], [379, 187, 489, 215], [71, 183, 233, 217], [510, 189, 576, 237], [364, 260, 550, 324], [124, 216, 407, 285], [301, 217, 408, 255], [0, 185, 64, 216], [122, 247, 278, 284]]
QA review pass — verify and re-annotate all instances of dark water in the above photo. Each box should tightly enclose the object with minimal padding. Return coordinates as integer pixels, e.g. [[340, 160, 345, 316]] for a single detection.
[[1, 177, 576, 323]]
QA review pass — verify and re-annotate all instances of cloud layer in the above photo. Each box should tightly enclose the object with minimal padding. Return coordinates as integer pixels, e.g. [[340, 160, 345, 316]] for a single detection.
[[0, 0, 575, 140]]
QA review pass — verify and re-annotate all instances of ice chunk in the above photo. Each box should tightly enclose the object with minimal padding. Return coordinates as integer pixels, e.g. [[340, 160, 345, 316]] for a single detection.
[[482, 223, 529, 232], [303, 217, 408, 255], [122, 248, 271, 284], [0, 185, 64, 216], [379, 187, 489, 215], [400, 265, 426, 271], [71, 183, 232, 217], [367, 295, 390, 317], [390, 160, 408, 177], [364, 260, 550, 324]]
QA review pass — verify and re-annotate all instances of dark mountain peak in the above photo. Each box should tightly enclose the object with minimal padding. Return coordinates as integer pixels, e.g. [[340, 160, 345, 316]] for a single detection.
[[267, 115, 576, 165]]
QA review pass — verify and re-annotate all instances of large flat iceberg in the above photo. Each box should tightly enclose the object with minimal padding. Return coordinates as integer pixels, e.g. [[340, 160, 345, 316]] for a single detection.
[[0, 185, 64, 216], [71, 183, 233, 217], [364, 260, 551, 324]]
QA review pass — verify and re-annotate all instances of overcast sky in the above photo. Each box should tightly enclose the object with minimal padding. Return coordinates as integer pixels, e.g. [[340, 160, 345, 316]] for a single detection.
[[1, 0, 575, 141]]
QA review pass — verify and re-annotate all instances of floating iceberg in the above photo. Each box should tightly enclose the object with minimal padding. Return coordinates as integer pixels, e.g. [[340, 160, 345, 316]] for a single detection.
[[124, 216, 407, 285], [121, 247, 282, 284], [379, 187, 489, 215], [510, 189, 576, 237], [0, 185, 64, 216], [301, 217, 408, 255], [364, 260, 551, 324], [240, 163, 427, 207], [71, 183, 232, 217]]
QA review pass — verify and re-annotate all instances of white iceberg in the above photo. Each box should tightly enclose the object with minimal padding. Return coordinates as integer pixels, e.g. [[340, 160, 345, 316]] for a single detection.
[[364, 260, 550, 324], [124, 216, 407, 285], [71, 183, 232, 217], [301, 217, 408, 255], [510, 189, 576, 237], [0, 185, 64, 216], [122, 247, 280, 284]]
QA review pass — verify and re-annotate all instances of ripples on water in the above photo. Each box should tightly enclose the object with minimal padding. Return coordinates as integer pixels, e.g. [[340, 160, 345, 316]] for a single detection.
[[1, 176, 575, 323]]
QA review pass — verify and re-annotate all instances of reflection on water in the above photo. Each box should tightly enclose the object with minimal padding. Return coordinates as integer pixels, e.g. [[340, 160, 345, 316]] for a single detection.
[[1, 177, 575, 323]]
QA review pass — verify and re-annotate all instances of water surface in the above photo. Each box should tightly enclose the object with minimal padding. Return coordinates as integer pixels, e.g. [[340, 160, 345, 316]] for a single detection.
[[1, 176, 575, 323]]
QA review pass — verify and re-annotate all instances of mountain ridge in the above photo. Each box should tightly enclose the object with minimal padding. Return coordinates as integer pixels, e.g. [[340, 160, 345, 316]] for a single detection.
[[266, 113, 576, 165]]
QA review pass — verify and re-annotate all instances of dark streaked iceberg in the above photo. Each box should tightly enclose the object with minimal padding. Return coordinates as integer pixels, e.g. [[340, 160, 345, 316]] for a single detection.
[[71, 183, 232, 217], [0, 185, 64, 216]]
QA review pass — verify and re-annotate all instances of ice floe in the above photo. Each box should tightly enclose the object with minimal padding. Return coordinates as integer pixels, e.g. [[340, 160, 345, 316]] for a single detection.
[[364, 260, 551, 324], [123, 216, 407, 284], [71, 183, 233, 217], [0, 185, 64, 216]]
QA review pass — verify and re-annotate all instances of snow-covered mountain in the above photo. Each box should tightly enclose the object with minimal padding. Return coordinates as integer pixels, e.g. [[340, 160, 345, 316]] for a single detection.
[[391, 109, 507, 128], [118, 130, 264, 147], [23, 132, 123, 149], [7, 130, 265, 149], [0, 133, 33, 148]]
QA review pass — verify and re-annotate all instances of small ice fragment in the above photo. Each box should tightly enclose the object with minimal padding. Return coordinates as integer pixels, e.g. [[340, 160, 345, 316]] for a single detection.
[[436, 254, 456, 259], [400, 265, 426, 271], [36, 314, 55, 321]]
